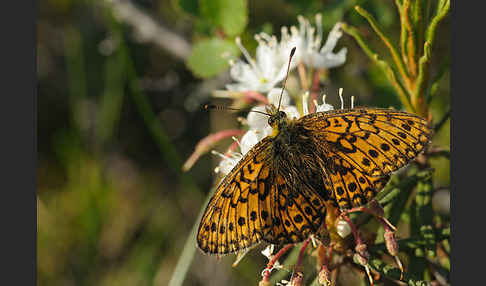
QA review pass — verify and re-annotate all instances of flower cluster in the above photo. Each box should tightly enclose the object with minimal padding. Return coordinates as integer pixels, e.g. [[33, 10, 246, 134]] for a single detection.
[[226, 14, 347, 93]]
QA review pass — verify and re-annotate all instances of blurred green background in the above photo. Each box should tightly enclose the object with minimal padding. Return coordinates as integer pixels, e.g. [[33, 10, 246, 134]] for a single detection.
[[37, 0, 449, 285]]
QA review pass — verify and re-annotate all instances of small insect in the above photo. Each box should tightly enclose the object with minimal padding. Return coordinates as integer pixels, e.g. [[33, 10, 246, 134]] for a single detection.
[[197, 48, 432, 255]]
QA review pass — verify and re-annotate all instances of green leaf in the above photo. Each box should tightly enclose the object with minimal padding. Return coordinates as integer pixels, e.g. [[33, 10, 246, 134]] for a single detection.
[[200, 0, 248, 36], [186, 38, 239, 78], [178, 0, 199, 16]]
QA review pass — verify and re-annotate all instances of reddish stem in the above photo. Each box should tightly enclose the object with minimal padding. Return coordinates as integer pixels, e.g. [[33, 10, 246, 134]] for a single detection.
[[295, 238, 311, 272], [262, 244, 294, 281], [343, 206, 396, 231], [341, 214, 362, 245], [243, 91, 269, 104], [182, 129, 245, 171]]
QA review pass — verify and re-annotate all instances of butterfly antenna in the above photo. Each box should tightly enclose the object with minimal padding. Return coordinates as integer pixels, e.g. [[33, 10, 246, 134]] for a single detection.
[[277, 47, 296, 111], [204, 104, 271, 116]]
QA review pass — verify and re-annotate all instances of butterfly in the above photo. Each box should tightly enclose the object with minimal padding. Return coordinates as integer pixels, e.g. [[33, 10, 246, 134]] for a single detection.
[[196, 103, 432, 255]]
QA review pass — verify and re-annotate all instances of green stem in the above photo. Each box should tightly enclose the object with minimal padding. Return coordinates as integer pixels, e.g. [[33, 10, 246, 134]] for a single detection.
[[354, 5, 412, 91], [403, 0, 417, 77], [414, 0, 450, 115], [341, 23, 415, 113], [96, 22, 126, 146]]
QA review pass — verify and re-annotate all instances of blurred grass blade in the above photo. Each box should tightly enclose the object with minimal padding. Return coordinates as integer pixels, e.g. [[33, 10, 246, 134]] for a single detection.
[[96, 34, 125, 145], [64, 26, 87, 130], [168, 188, 215, 286]]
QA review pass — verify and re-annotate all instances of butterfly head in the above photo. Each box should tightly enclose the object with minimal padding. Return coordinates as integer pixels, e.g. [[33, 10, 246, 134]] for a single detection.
[[266, 104, 288, 137]]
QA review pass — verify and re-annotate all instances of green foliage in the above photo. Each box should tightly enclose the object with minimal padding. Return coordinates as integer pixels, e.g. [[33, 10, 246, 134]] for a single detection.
[[186, 38, 239, 78], [178, 0, 200, 16], [200, 0, 248, 36]]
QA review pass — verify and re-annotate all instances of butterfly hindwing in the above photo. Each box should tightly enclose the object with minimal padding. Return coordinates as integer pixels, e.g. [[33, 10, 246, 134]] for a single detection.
[[197, 136, 330, 254], [262, 173, 327, 245]]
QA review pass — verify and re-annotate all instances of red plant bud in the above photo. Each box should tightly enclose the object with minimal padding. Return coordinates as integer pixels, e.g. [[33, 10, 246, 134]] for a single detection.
[[354, 243, 370, 266], [384, 230, 399, 256]]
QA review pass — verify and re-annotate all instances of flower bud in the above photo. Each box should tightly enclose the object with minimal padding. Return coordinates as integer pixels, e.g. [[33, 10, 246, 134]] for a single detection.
[[354, 243, 370, 266], [384, 229, 399, 256]]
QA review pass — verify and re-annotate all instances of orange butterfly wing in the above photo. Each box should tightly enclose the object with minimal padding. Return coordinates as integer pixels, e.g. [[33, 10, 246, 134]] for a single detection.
[[300, 107, 432, 209], [197, 137, 272, 254]]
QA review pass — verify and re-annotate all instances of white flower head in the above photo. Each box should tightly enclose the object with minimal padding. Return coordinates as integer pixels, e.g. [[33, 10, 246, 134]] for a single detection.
[[212, 150, 243, 175], [267, 88, 291, 107], [279, 14, 347, 69], [226, 37, 289, 93]]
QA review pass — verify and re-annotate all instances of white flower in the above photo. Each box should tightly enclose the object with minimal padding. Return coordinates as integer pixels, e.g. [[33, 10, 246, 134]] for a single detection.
[[267, 88, 291, 107], [302, 92, 335, 116], [212, 150, 242, 175], [315, 94, 334, 112], [279, 14, 347, 69], [240, 130, 260, 154], [226, 37, 289, 93], [261, 244, 275, 260]]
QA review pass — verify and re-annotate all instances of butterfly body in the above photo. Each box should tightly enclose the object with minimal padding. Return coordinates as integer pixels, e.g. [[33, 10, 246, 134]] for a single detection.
[[197, 105, 432, 255]]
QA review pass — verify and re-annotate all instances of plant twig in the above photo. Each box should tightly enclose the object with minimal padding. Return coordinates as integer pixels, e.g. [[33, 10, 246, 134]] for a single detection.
[[403, 0, 417, 77], [103, 0, 191, 61], [354, 5, 412, 91]]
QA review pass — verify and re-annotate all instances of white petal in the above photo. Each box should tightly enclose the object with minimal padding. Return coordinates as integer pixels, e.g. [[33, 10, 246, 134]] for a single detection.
[[316, 102, 334, 112], [302, 91, 310, 115], [228, 61, 260, 87], [240, 130, 259, 155], [267, 88, 290, 107], [247, 106, 269, 130], [282, 105, 300, 119], [320, 23, 344, 54], [216, 153, 242, 175], [256, 44, 277, 80]]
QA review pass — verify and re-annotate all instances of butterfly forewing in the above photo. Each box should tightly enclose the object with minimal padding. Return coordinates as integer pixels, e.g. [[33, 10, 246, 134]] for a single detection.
[[300, 107, 432, 209], [197, 138, 274, 254]]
